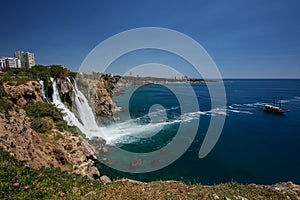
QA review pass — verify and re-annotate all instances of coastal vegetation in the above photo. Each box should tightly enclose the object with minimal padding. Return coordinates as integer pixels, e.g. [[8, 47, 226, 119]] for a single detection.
[[0, 146, 298, 199], [0, 147, 103, 199]]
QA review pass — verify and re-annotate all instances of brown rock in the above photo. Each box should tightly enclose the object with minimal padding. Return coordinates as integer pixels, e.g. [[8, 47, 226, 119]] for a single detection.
[[101, 146, 109, 154], [100, 175, 111, 184], [3, 81, 44, 107]]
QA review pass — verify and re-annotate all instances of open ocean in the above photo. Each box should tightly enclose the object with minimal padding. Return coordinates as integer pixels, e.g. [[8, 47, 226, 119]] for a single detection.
[[99, 79, 300, 185]]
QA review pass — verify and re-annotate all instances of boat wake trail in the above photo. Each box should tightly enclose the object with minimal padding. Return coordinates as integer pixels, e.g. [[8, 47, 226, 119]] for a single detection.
[[227, 102, 265, 115]]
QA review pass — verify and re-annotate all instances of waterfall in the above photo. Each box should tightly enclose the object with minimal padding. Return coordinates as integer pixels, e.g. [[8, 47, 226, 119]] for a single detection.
[[70, 78, 100, 131], [39, 80, 46, 99], [50, 77, 104, 139]]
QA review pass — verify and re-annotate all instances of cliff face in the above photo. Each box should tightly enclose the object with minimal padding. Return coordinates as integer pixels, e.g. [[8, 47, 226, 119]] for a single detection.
[[3, 81, 44, 107], [84, 78, 121, 118], [0, 80, 100, 179]]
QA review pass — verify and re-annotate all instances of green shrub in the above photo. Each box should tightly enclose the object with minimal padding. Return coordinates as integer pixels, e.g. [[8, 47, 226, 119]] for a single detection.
[[0, 83, 7, 98], [55, 120, 68, 131], [24, 102, 79, 134], [24, 102, 64, 133], [0, 98, 13, 115], [65, 145, 73, 151], [24, 102, 63, 122], [31, 118, 52, 133], [5, 77, 34, 86], [54, 132, 64, 141], [49, 65, 70, 78]]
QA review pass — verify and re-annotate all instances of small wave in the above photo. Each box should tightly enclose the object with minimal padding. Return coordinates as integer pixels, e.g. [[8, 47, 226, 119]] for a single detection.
[[228, 109, 253, 115], [280, 100, 290, 103], [294, 96, 300, 101], [226, 102, 266, 115]]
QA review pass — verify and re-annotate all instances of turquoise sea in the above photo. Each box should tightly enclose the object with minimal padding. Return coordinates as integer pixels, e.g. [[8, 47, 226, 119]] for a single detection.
[[99, 79, 300, 184]]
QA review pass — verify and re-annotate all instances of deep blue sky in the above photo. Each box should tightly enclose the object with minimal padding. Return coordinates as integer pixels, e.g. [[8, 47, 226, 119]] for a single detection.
[[1, 0, 300, 78]]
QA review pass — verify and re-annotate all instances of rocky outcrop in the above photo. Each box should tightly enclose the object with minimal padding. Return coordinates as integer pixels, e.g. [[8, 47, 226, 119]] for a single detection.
[[0, 80, 101, 180], [3, 81, 44, 107], [81, 77, 121, 119], [100, 175, 112, 184], [268, 181, 300, 198]]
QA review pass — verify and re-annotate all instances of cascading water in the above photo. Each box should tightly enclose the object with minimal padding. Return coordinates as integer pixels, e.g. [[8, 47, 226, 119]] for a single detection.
[[50, 78, 103, 138], [39, 80, 46, 99], [70, 78, 100, 132]]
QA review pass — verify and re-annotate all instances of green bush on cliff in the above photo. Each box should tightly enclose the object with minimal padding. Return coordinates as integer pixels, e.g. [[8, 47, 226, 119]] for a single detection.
[[24, 102, 63, 121], [24, 102, 63, 133], [30, 118, 53, 133], [49, 65, 70, 78], [0, 82, 7, 98], [24, 102, 79, 134], [0, 81, 13, 114], [55, 120, 78, 134]]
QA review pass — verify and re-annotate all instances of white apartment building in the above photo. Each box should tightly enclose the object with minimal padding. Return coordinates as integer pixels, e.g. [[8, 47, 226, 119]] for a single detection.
[[14, 51, 35, 68], [0, 57, 21, 70]]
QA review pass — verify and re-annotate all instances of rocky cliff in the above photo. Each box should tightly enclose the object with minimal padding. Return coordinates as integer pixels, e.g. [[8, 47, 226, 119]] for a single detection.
[[0, 80, 101, 179], [82, 77, 121, 117]]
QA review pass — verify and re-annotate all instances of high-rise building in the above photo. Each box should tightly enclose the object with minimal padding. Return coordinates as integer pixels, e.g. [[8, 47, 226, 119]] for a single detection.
[[14, 51, 35, 68]]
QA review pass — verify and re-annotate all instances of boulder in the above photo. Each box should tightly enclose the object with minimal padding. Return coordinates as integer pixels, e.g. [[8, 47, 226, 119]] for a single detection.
[[100, 175, 111, 184]]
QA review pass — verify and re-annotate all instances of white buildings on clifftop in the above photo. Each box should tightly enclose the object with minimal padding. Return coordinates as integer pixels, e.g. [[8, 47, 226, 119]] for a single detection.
[[0, 51, 35, 70]]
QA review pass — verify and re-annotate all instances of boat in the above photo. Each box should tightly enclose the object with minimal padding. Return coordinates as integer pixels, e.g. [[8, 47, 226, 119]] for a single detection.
[[263, 98, 290, 114], [264, 104, 286, 113]]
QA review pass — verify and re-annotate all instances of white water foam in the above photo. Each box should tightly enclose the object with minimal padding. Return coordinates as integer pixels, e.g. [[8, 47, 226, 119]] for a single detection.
[[39, 80, 46, 100], [226, 102, 267, 115]]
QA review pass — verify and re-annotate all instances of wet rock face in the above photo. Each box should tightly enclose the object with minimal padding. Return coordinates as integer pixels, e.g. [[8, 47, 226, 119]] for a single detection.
[[56, 78, 73, 103], [56, 78, 72, 95]]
